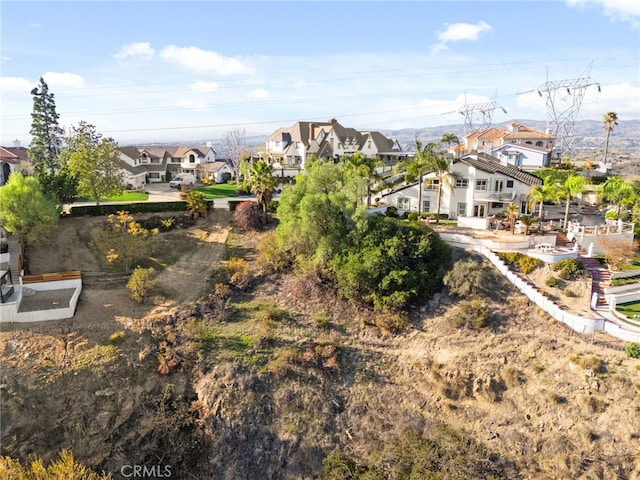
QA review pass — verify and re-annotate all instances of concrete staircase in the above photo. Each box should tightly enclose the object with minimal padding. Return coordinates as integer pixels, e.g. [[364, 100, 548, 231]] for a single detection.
[[578, 254, 611, 309]]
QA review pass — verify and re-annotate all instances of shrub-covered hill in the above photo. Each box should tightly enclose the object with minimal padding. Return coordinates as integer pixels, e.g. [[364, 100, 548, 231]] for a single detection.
[[1, 215, 639, 479]]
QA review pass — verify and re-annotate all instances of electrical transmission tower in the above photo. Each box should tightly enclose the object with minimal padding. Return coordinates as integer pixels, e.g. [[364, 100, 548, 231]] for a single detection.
[[520, 65, 600, 157], [443, 97, 507, 136]]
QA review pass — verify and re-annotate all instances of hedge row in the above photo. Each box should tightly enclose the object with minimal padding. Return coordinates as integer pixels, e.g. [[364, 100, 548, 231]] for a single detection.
[[65, 201, 189, 217]]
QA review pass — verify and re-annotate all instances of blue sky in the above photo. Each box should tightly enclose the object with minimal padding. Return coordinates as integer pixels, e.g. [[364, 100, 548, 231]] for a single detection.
[[1, 0, 639, 146]]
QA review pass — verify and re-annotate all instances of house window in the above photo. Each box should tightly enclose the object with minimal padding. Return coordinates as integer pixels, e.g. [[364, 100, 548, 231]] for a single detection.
[[473, 204, 486, 217], [148, 172, 160, 179], [475, 179, 487, 191], [455, 178, 468, 188], [491, 202, 503, 209], [457, 202, 467, 216], [422, 200, 430, 212], [424, 179, 439, 190], [536, 141, 543, 147], [495, 180, 504, 192], [189, 154, 195, 163], [506, 180, 514, 188], [397, 197, 410, 210]]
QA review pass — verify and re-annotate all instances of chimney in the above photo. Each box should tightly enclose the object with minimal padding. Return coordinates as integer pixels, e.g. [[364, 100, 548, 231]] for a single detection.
[[308, 123, 316, 142], [12, 139, 21, 148], [329, 118, 337, 124]]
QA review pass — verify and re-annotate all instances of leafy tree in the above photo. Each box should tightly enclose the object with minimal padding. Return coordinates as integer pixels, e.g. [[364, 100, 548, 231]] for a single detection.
[[558, 174, 587, 229], [58, 121, 124, 205], [0, 173, 58, 264], [249, 159, 276, 223], [92, 210, 157, 273], [276, 158, 352, 262], [598, 175, 635, 215], [602, 111, 618, 167], [331, 212, 451, 310], [186, 190, 208, 218]]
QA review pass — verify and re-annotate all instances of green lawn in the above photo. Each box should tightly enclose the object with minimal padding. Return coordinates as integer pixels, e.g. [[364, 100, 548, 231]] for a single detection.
[[192, 183, 238, 199], [616, 301, 640, 320], [75, 192, 149, 203]]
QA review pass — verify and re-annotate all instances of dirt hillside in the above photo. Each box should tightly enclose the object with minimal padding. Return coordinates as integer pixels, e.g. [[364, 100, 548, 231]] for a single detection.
[[1, 212, 639, 479]]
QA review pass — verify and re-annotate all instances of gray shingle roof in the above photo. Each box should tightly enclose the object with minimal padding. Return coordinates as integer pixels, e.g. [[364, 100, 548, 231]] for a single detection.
[[459, 153, 542, 186]]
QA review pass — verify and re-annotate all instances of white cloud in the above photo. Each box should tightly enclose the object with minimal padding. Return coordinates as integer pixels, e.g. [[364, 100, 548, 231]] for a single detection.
[[0, 76, 34, 93], [566, 0, 640, 27], [2, 55, 10, 62], [432, 21, 492, 52], [42, 72, 86, 89], [247, 88, 268, 99], [31, 22, 41, 29], [160, 45, 255, 75], [422, 93, 493, 116], [114, 42, 155, 60], [190, 81, 219, 93]]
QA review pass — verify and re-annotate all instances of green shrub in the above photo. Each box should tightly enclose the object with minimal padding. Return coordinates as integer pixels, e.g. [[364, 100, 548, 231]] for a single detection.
[[454, 298, 489, 329], [225, 257, 250, 289], [563, 288, 575, 297], [69, 201, 187, 217], [407, 212, 419, 222], [625, 343, 640, 358], [605, 209, 618, 221], [545, 276, 559, 288], [443, 258, 486, 298], [127, 266, 159, 302], [108, 330, 126, 344], [497, 252, 543, 274], [553, 258, 585, 280]]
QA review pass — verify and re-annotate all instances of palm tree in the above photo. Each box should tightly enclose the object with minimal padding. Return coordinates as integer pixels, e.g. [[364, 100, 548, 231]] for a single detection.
[[602, 111, 618, 167], [343, 152, 382, 207], [559, 174, 587, 230], [505, 203, 519, 234], [518, 215, 538, 235], [427, 153, 453, 224], [249, 159, 276, 223], [439, 132, 460, 157], [400, 138, 436, 217], [598, 175, 635, 215]]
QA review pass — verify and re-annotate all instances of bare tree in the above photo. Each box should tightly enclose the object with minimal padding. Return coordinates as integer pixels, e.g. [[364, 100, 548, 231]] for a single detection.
[[221, 128, 248, 184]]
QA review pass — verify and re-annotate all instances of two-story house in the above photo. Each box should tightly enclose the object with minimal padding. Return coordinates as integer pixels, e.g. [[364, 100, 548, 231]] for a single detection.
[[382, 152, 542, 229], [462, 122, 556, 169], [118, 144, 220, 188], [265, 118, 402, 176]]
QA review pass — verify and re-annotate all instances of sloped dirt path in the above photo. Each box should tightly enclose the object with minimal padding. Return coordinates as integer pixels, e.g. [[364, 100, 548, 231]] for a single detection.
[[157, 211, 230, 304]]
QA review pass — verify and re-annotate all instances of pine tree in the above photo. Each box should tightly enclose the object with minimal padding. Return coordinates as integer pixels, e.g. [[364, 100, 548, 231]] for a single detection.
[[29, 77, 64, 175], [29, 77, 78, 205]]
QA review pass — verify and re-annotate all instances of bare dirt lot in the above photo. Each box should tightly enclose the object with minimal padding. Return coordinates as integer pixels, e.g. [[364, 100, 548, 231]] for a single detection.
[[2, 214, 640, 479]]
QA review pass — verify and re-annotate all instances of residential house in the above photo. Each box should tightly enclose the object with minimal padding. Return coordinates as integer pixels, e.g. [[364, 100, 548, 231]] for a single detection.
[[382, 152, 542, 229], [0, 147, 18, 186], [491, 143, 552, 172], [118, 144, 220, 188], [198, 161, 234, 183], [1, 142, 33, 178], [463, 122, 556, 168], [265, 118, 402, 176]]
